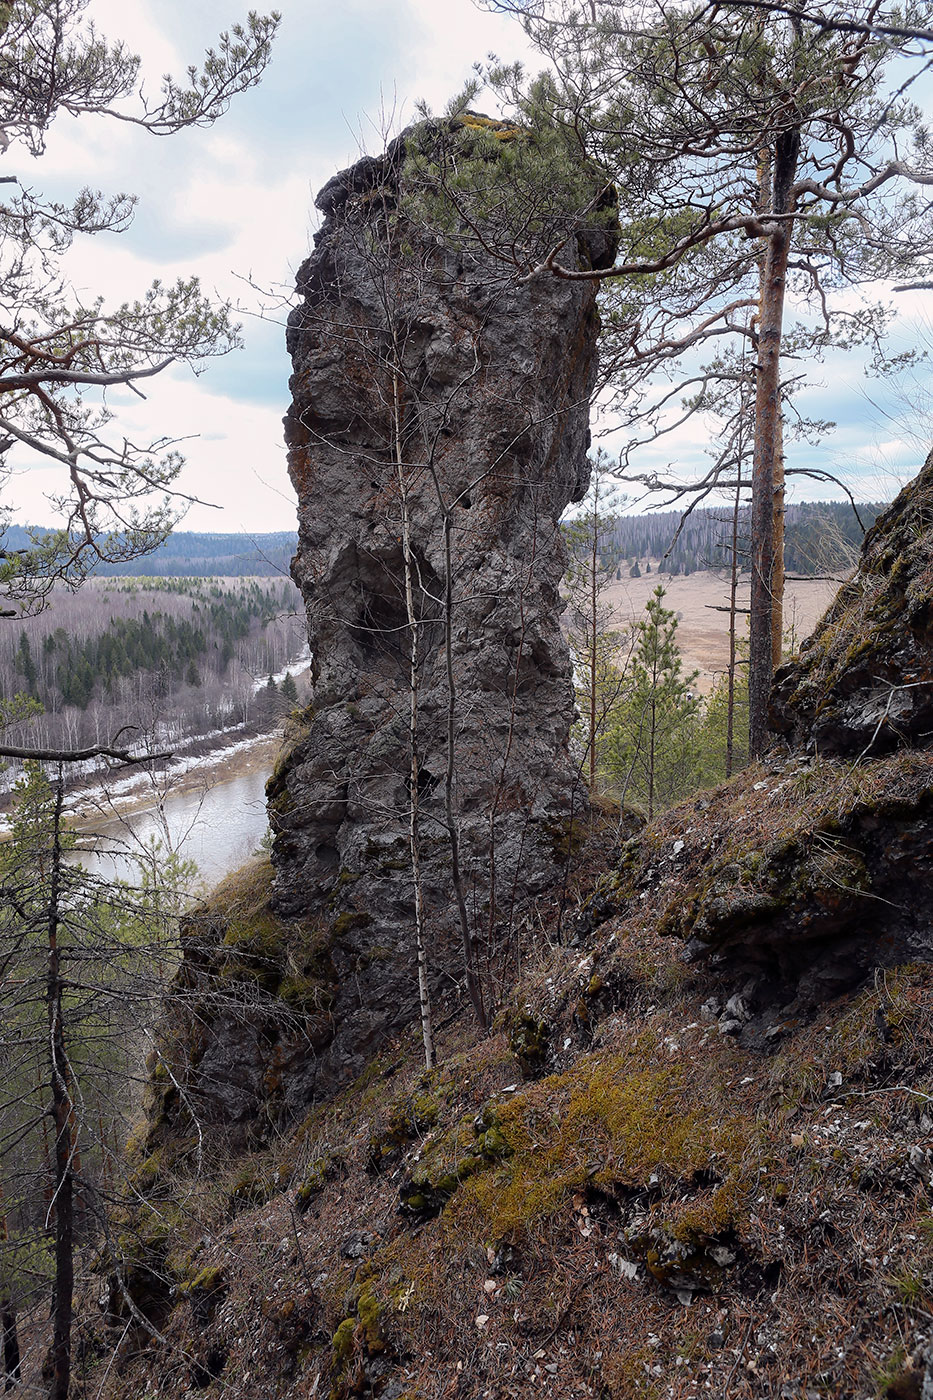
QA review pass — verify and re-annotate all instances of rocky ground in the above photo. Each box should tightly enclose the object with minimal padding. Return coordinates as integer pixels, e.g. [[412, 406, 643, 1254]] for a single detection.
[[61, 449, 930, 1400], [67, 796, 933, 1400]]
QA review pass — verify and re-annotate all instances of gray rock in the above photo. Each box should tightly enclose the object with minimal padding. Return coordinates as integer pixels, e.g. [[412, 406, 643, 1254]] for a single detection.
[[770, 447, 933, 756], [268, 127, 606, 1101]]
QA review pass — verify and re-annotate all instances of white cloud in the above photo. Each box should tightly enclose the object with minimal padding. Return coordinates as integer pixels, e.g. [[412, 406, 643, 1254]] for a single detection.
[[8, 0, 529, 534]]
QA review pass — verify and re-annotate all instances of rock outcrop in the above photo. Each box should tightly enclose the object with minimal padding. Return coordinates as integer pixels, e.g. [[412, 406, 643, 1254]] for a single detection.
[[265, 124, 611, 1096], [570, 458, 933, 1026], [770, 447, 933, 755]]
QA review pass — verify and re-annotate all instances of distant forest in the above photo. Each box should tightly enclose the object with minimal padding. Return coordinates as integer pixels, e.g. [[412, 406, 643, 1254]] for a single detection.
[[0, 577, 308, 776], [0, 501, 886, 583], [0, 527, 297, 578], [574, 500, 888, 577]]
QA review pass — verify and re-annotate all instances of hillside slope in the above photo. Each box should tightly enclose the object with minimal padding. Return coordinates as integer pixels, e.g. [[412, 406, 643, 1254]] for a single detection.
[[80, 456, 933, 1400]]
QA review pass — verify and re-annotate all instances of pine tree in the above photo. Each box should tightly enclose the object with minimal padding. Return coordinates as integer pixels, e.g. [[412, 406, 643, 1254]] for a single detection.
[[281, 671, 299, 705], [14, 635, 37, 696], [0, 763, 195, 1400], [695, 658, 750, 789], [606, 586, 700, 819], [562, 454, 629, 792]]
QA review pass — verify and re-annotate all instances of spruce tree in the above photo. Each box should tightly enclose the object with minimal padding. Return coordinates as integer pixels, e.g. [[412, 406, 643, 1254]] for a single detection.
[[606, 585, 700, 818], [562, 455, 628, 791]]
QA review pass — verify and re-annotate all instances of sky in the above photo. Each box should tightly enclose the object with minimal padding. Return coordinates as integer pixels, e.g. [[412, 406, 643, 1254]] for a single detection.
[[6, 0, 933, 535], [6, 0, 533, 533]]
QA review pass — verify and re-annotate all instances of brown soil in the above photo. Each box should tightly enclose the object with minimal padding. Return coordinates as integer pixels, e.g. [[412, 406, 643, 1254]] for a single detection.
[[603, 569, 839, 691]]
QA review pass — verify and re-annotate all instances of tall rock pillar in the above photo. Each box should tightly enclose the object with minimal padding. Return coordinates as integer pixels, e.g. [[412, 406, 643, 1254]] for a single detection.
[[268, 124, 609, 1087]]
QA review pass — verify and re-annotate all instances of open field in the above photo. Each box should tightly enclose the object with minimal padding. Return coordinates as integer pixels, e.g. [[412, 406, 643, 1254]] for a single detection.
[[603, 569, 839, 691]]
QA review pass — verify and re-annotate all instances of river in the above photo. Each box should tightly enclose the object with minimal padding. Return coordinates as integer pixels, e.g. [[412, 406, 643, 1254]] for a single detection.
[[73, 758, 272, 892]]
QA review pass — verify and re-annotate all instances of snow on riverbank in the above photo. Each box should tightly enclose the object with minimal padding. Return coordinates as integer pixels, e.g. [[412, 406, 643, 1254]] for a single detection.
[[0, 725, 284, 833], [250, 646, 312, 692]]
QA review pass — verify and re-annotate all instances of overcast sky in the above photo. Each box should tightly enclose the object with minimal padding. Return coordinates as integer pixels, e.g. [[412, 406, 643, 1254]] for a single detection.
[[7, 0, 933, 534]]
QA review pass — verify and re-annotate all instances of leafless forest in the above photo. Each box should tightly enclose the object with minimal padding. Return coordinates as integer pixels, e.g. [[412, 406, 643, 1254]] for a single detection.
[[0, 576, 307, 774]]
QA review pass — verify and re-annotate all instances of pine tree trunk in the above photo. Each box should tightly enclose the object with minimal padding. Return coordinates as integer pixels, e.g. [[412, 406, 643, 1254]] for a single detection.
[[749, 127, 799, 758], [771, 410, 785, 667], [726, 460, 743, 778], [46, 771, 74, 1400]]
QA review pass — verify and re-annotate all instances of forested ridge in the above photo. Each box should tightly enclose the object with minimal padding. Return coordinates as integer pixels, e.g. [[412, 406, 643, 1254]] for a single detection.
[[0, 499, 883, 589], [573, 499, 887, 577], [0, 577, 306, 767], [0, 527, 297, 578]]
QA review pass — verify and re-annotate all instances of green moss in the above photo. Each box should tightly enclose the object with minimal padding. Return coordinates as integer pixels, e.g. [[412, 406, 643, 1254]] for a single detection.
[[665, 1177, 750, 1243], [332, 910, 373, 938], [295, 1154, 337, 1211], [508, 1011, 550, 1078], [453, 111, 523, 141], [331, 1317, 356, 1365], [451, 1038, 754, 1240], [130, 1148, 167, 1195], [228, 1167, 274, 1210], [184, 857, 340, 1028], [278, 973, 334, 1014], [188, 1264, 225, 1294], [368, 1091, 440, 1173], [661, 815, 876, 952], [542, 815, 586, 864], [478, 1125, 510, 1160], [400, 1153, 486, 1218], [356, 1279, 385, 1353], [330, 1278, 385, 1375], [267, 785, 295, 818], [110, 1201, 185, 1320]]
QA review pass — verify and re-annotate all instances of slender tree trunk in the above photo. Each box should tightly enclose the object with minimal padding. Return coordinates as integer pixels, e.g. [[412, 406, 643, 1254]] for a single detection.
[[442, 515, 488, 1031], [749, 127, 799, 758], [726, 327, 751, 778], [391, 367, 434, 1071], [726, 464, 742, 779], [589, 503, 598, 792], [1, 1297, 19, 1393], [46, 769, 74, 1400]]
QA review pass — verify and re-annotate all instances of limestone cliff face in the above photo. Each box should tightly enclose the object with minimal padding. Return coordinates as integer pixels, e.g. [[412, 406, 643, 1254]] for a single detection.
[[267, 129, 608, 1093]]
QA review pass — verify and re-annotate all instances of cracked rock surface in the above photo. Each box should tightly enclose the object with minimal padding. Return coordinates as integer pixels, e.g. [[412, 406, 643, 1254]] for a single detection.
[[267, 130, 607, 1096]]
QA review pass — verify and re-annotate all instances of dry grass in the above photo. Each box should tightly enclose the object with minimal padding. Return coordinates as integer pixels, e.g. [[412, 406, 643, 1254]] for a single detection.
[[602, 570, 837, 692], [67, 890, 933, 1400]]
